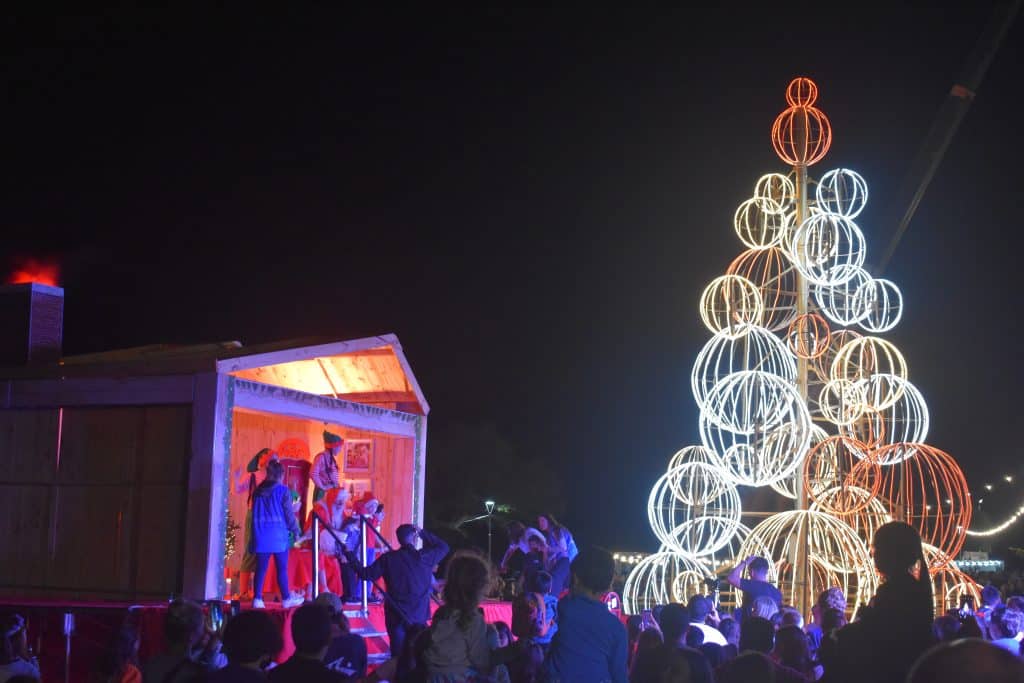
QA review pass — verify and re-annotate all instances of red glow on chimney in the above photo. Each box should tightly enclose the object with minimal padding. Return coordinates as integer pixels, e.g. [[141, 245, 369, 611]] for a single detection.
[[8, 258, 60, 287]]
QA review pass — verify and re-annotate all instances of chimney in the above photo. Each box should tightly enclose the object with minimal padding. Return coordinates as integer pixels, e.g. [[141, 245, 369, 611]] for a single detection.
[[0, 283, 64, 365]]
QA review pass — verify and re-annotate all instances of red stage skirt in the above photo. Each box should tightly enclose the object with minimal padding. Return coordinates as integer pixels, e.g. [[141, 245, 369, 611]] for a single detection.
[[257, 548, 342, 597]]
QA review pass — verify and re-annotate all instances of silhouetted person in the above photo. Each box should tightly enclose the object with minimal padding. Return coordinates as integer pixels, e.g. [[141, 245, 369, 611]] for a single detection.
[[206, 611, 283, 681], [728, 556, 782, 621], [826, 521, 934, 683], [907, 638, 1024, 683]]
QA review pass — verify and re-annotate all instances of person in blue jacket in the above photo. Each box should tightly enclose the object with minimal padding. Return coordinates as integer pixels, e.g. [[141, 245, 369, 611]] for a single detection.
[[250, 459, 304, 609]]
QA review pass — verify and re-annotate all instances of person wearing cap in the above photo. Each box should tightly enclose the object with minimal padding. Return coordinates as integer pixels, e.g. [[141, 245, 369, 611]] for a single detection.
[[346, 524, 450, 657], [314, 593, 368, 679], [311, 431, 344, 502], [235, 448, 278, 600]]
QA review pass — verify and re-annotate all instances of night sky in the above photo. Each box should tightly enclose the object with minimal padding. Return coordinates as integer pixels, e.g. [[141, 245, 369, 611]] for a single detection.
[[4, 5, 1023, 553]]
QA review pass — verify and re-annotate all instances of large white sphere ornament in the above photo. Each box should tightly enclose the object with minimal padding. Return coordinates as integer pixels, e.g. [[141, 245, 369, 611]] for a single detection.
[[623, 551, 710, 614], [790, 213, 867, 286], [816, 168, 869, 219], [738, 509, 879, 614], [842, 374, 929, 462], [813, 265, 872, 326], [666, 447, 732, 505], [754, 173, 795, 214], [830, 337, 909, 394], [734, 196, 788, 249], [647, 467, 742, 557], [856, 278, 903, 333], [691, 325, 796, 420], [700, 371, 813, 486], [699, 275, 764, 338]]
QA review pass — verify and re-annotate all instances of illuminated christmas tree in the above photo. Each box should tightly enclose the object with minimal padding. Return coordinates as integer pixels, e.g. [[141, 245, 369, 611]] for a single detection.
[[624, 77, 978, 617]]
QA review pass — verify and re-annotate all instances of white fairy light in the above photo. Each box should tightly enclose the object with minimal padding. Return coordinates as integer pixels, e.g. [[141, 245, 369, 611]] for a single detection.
[[790, 213, 867, 286]]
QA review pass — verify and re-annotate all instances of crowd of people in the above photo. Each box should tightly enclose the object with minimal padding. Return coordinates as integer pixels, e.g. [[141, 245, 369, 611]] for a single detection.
[[4, 506, 1024, 682]]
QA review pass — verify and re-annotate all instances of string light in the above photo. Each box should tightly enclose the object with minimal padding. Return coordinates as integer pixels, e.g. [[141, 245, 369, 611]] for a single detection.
[[965, 502, 1024, 537]]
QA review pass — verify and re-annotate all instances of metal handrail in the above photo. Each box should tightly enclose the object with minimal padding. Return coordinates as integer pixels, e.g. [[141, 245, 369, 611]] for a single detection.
[[310, 511, 419, 627]]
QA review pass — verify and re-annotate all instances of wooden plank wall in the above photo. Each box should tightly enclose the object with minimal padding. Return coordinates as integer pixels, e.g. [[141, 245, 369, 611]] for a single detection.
[[226, 408, 414, 573], [0, 406, 190, 599]]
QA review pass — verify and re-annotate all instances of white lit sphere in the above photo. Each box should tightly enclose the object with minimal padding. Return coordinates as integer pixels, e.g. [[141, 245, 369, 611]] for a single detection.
[[842, 375, 929, 462], [666, 449, 733, 506], [816, 168, 869, 219], [802, 435, 880, 514], [856, 278, 903, 333], [647, 467, 742, 557], [738, 509, 878, 615], [699, 275, 764, 337], [813, 265, 872, 326], [830, 337, 909, 398], [734, 196, 788, 249], [623, 551, 708, 614], [754, 173, 795, 214], [700, 371, 812, 487], [691, 325, 796, 421], [790, 214, 867, 286]]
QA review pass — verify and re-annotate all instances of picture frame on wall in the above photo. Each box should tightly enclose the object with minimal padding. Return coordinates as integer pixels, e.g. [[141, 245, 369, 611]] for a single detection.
[[345, 439, 372, 473]]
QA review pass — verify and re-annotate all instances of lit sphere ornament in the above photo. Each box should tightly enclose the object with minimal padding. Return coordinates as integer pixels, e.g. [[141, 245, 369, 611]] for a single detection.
[[842, 375, 929, 462], [647, 465, 742, 557], [699, 275, 764, 338], [786, 77, 819, 106], [802, 435, 880, 515], [790, 214, 867, 286], [772, 78, 832, 167], [754, 173, 795, 213], [875, 443, 971, 565], [738, 509, 878, 614], [787, 313, 831, 359], [813, 265, 872, 326], [734, 196, 788, 249], [664, 446, 733, 506], [830, 337, 909, 401], [623, 550, 709, 614], [816, 168, 869, 219], [691, 324, 796, 421], [700, 371, 813, 486], [727, 248, 800, 331], [856, 278, 904, 333]]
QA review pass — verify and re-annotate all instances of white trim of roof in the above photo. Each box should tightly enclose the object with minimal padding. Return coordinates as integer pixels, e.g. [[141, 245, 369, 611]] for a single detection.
[[215, 334, 430, 414]]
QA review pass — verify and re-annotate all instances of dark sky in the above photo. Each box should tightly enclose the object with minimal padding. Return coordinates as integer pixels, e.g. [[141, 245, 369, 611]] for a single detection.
[[4, 5, 1024, 552]]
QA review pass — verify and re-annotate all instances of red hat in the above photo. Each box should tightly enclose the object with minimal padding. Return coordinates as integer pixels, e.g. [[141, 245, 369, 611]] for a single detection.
[[358, 492, 379, 514]]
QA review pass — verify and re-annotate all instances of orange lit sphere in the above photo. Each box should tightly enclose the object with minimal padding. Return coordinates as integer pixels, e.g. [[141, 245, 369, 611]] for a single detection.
[[786, 77, 819, 107], [727, 247, 799, 332], [803, 435, 880, 515], [875, 443, 971, 566], [787, 313, 831, 360], [772, 80, 832, 167]]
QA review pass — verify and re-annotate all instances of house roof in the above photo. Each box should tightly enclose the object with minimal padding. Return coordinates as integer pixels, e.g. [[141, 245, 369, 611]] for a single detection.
[[2, 333, 429, 415]]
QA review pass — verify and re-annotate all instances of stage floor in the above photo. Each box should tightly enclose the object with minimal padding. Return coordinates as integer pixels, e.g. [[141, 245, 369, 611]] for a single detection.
[[0, 597, 514, 681]]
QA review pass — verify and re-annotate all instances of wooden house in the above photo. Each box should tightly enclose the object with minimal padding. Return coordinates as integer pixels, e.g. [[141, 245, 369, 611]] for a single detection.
[[0, 283, 428, 601]]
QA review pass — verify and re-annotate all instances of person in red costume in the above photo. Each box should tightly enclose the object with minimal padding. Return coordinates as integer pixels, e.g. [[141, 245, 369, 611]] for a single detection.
[[304, 486, 351, 596], [352, 492, 385, 603]]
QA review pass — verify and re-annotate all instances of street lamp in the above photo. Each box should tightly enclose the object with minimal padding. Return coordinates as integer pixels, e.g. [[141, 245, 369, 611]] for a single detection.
[[485, 500, 496, 562]]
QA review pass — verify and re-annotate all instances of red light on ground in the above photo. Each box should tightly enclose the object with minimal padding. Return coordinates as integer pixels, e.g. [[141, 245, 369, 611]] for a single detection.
[[7, 258, 60, 287]]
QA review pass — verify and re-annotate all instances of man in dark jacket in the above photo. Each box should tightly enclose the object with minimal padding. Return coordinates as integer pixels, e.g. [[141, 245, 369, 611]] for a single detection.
[[346, 524, 449, 656]]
